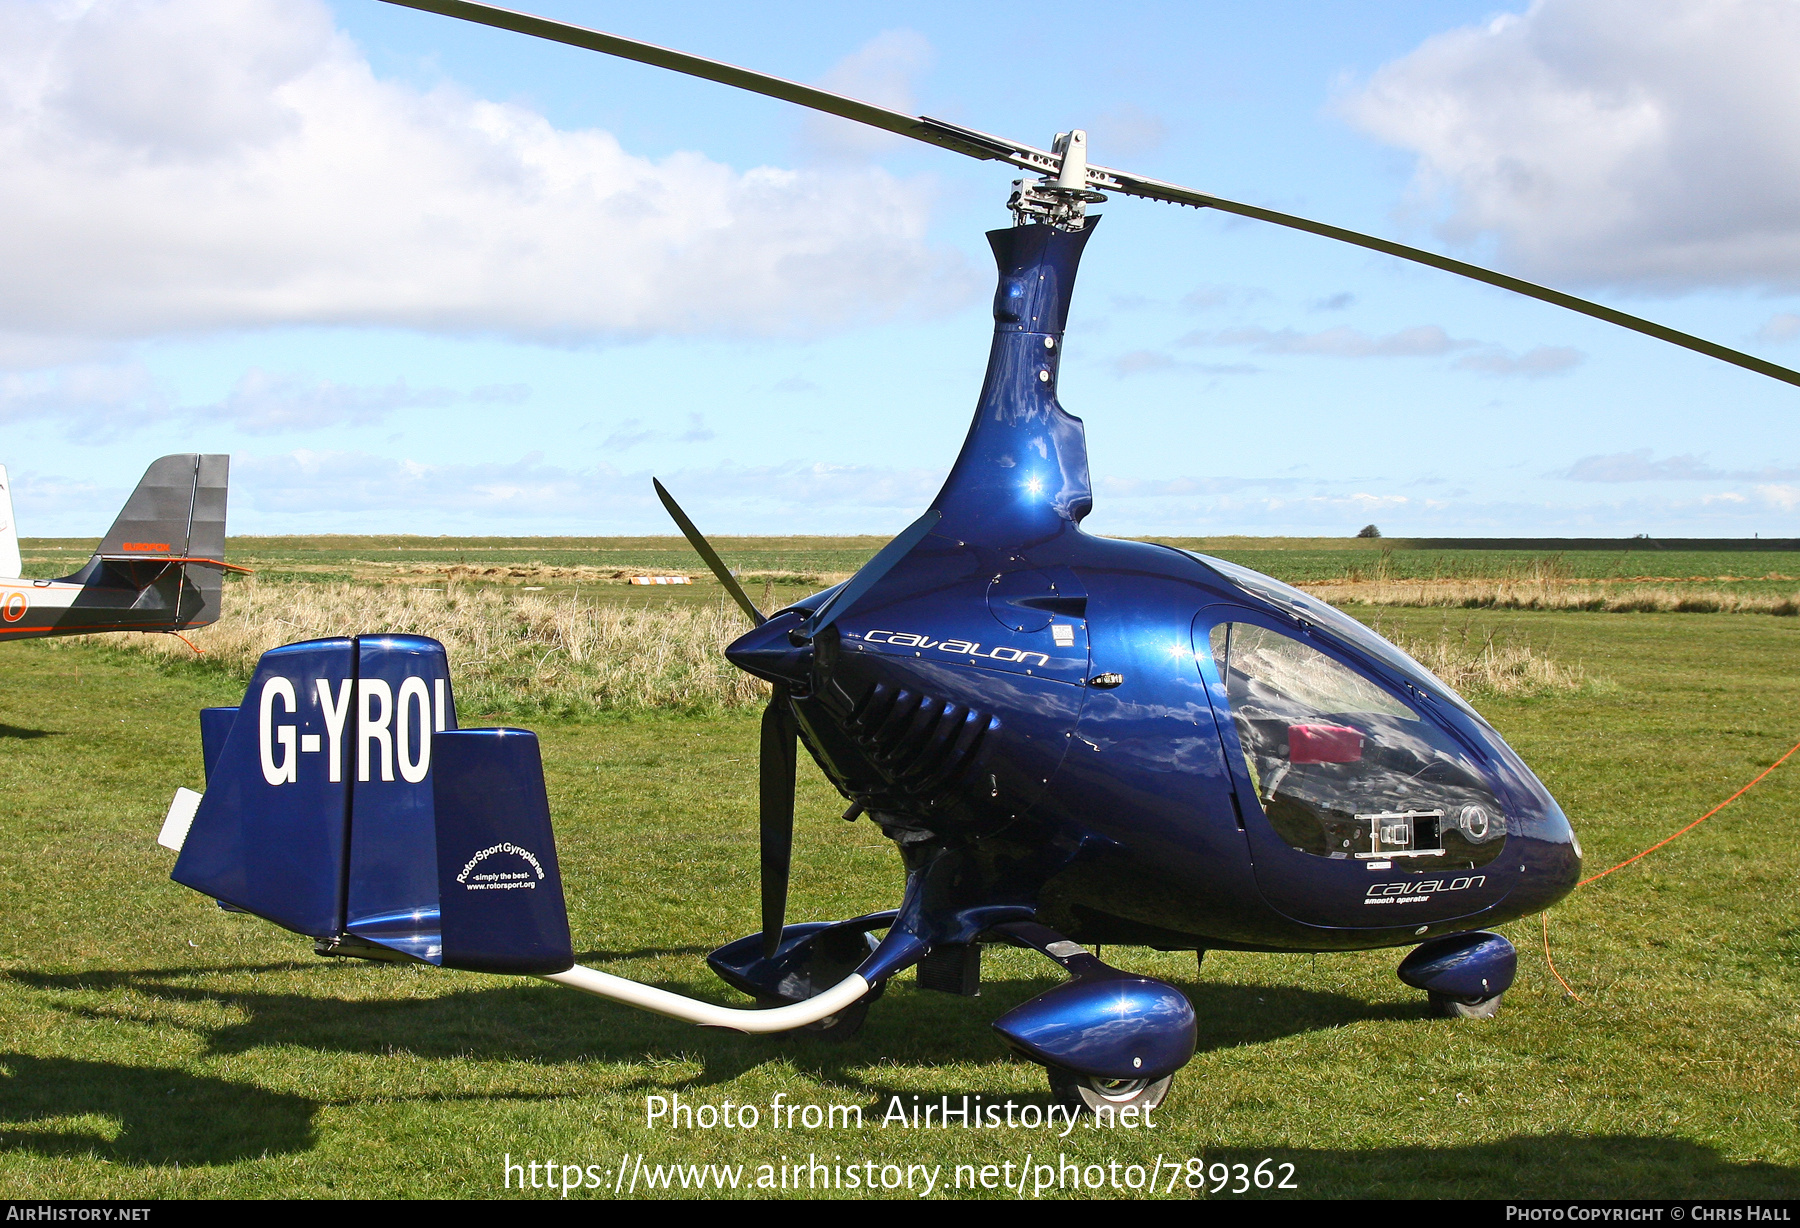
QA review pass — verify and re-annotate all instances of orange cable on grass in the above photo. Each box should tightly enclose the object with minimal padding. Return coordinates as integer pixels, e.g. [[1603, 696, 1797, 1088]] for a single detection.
[[169, 631, 203, 655], [1539, 734, 1800, 1001], [1578, 735, 1800, 888], [1541, 913, 1583, 1002]]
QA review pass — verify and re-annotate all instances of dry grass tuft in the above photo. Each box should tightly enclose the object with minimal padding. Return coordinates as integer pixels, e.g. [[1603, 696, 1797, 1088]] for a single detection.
[[1304, 577, 1800, 615], [67, 577, 1595, 714], [1370, 617, 1592, 698], [79, 579, 769, 715]]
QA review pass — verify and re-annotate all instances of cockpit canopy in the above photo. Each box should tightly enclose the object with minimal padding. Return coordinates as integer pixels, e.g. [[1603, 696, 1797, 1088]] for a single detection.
[[1205, 616, 1507, 872]]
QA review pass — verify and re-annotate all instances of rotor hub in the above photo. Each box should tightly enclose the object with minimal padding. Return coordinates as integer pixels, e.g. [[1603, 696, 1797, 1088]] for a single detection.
[[1009, 130, 1106, 230]]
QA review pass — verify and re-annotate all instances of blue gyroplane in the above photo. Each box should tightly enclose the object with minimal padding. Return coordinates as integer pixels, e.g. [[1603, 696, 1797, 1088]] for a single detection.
[[158, 2, 1799, 1114]]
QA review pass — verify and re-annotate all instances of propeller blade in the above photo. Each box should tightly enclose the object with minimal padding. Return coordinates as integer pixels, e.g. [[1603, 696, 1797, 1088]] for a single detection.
[[384, 0, 1800, 390], [759, 687, 797, 959], [652, 478, 765, 626], [805, 508, 941, 638]]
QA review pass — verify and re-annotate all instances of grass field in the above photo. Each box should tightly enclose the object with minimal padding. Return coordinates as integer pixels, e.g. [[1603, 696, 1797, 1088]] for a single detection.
[[2, 539, 1798, 1198]]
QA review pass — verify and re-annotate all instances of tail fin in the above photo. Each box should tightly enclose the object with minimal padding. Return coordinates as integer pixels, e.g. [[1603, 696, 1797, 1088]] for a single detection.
[[0, 465, 18, 579], [88, 453, 231, 629], [168, 635, 573, 975], [96, 453, 227, 559]]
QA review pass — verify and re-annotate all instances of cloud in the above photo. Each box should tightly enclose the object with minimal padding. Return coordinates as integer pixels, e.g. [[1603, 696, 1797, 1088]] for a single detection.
[[1452, 345, 1584, 377], [1112, 350, 1174, 377], [231, 450, 947, 531], [190, 370, 455, 434], [0, 0, 971, 358], [0, 362, 175, 439], [1340, 0, 1800, 291], [602, 420, 657, 453], [1110, 350, 1259, 377], [1759, 314, 1800, 344], [1181, 323, 1582, 375], [1087, 487, 1424, 537], [1087, 104, 1168, 160], [802, 30, 933, 159], [600, 413, 718, 452], [1181, 285, 1270, 311], [1756, 483, 1800, 511], [1187, 324, 1475, 357], [1096, 475, 1304, 497], [0, 472, 120, 533], [239, 450, 603, 518], [1560, 448, 1800, 482], [1312, 293, 1357, 312], [0, 361, 491, 439]]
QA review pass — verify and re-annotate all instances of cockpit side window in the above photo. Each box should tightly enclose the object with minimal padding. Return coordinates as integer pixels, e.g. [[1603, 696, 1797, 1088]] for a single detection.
[[1212, 622, 1416, 724], [1208, 621, 1506, 869]]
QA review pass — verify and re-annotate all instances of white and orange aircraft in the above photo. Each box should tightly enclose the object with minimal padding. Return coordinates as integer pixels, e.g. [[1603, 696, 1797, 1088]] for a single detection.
[[0, 455, 239, 643]]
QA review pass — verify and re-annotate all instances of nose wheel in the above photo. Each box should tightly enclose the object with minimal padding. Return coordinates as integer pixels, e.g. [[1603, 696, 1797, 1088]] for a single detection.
[[1399, 931, 1517, 1019], [1428, 991, 1503, 1019], [1047, 1067, 1173, 1114]]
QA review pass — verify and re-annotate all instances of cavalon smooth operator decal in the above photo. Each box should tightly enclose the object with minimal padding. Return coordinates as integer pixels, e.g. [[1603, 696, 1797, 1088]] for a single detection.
[[863, 629, 1055, 667], [1364, 875, 1487, 905]]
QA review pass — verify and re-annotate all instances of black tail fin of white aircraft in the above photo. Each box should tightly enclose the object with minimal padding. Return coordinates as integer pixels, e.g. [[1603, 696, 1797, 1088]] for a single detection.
[[88, 453, 233, 628], [0, 454, 238, 642]]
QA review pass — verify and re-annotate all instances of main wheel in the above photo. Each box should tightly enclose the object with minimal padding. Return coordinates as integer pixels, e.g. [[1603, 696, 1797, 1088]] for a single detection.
[[1046, 1067, 1173, 1115], [1429, 991, 1503, 1019]]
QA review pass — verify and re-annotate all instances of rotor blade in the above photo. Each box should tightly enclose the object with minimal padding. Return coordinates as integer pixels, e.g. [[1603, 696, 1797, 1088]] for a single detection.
[[759, 688, 797, 960], [805, 508, 941, 638], [385, 0, 1800, 391], [1092, 169, 1800, 391], [376, 0, 1054, 169], [652, 478, 765, 626]]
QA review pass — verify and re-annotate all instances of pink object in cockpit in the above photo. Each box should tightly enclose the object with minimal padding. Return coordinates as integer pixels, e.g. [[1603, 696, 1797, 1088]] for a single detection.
[[1288, 724, 1364, 764]]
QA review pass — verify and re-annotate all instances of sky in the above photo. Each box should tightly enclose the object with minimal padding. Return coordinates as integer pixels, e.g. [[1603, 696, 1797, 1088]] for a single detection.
[[4, 0, 1800, 540]]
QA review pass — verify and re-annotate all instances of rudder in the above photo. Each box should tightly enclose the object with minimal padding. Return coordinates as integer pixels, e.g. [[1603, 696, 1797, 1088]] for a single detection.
[[0, 465, 18, 580], [169, 635, 572, 976]]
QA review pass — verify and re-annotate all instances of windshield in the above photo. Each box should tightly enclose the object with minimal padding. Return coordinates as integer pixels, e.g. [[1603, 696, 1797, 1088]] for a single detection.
[[1186, 552, 1486, 724], [1207, 619, 1507, 868]]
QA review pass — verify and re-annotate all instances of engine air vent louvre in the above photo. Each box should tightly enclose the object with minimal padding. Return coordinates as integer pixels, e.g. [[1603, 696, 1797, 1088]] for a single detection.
[[848, 682, 997, 805]]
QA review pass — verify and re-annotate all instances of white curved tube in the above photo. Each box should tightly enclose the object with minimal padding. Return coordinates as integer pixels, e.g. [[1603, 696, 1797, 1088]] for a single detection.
[[541, 963, 872, 1034]]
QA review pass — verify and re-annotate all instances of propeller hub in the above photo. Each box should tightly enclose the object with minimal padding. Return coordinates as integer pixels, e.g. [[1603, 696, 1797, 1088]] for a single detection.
[[727, 610, 815, 690]]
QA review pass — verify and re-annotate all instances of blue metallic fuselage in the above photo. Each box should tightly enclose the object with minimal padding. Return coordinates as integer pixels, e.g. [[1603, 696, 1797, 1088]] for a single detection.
[[728, 220, 1580, 956]]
